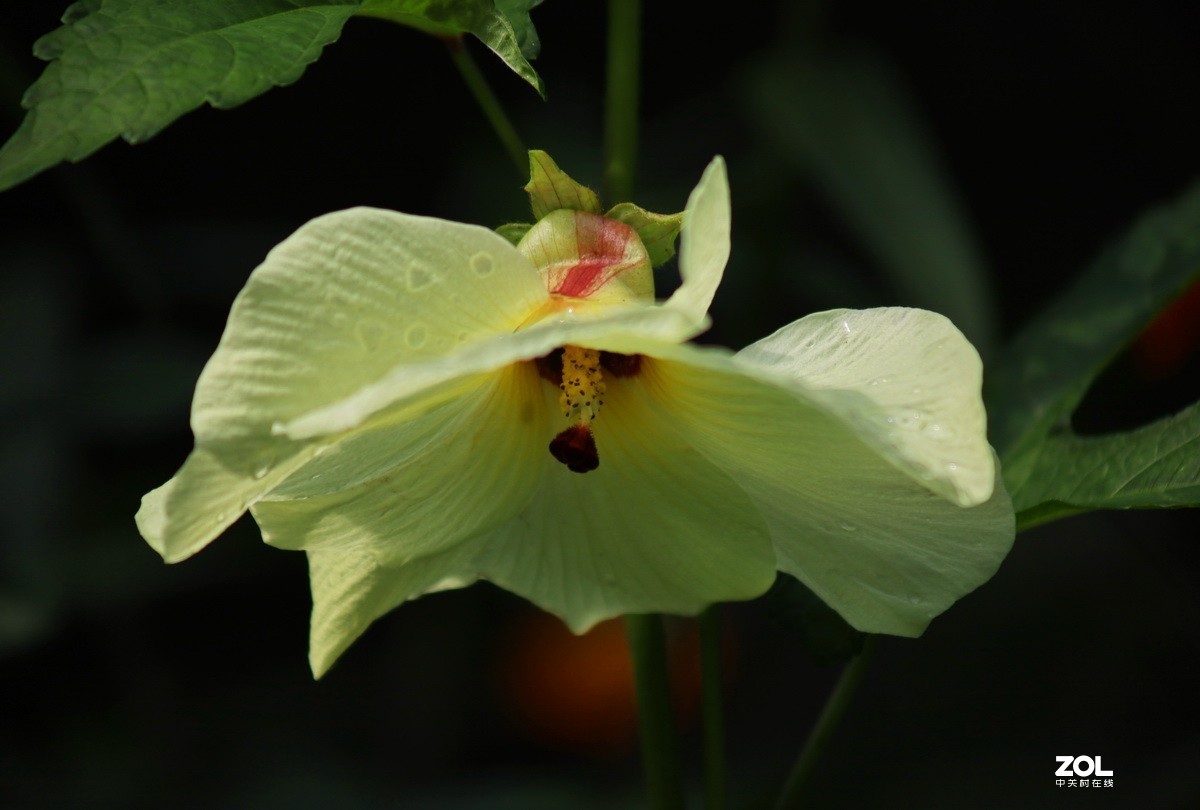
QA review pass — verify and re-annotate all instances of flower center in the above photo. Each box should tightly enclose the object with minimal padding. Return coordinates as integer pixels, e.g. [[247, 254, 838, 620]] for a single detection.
[[559, 345, 605, 424], [536, 347, 643, 473]]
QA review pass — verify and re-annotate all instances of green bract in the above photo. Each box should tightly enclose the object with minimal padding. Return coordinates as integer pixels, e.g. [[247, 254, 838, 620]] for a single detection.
[[136, 156, 1015, 677]]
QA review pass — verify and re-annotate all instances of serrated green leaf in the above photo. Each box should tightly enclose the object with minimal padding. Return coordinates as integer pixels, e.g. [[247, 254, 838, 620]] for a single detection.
[[759, 572, 865, 665], [357, 1, 544, 97], [0, 0, 362, 192], [747, 48, 997, 353], [987, 178, 1200, 501], [0, 0, 546, 192], [1014, 400, 1200, 528], [605, 202, 683, 268], [524, 150, 600, 219], [494, 221, 531, 244]]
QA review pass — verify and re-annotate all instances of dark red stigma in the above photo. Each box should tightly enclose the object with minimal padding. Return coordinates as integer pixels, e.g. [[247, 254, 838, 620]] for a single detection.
[[549, 424, 599, 473]]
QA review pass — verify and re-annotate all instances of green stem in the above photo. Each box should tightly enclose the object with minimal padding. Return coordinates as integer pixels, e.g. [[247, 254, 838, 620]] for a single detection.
[[699, 606, 727, 810], [603, 0, 641, 203], [773, 636, 878, 810], [444, 37, 527, 176], [626, 614, 685, 810]]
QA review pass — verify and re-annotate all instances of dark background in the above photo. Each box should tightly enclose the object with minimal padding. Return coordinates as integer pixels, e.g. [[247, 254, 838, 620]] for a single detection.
[[1, 2, 1198, 808]]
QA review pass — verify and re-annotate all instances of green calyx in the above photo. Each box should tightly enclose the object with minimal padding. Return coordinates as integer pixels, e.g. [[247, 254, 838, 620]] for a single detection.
[[497, 150, 684, 269]]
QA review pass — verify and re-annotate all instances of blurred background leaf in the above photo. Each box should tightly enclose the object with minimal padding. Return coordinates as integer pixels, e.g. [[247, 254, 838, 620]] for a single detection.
[[746, 45, 997, 355], [1013, 400, 1200, 529], [986, 179, 1200, 500]]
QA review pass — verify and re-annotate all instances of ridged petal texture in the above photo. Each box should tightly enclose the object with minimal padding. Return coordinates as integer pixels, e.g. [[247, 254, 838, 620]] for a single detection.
[[137, 157, 1014, 677]]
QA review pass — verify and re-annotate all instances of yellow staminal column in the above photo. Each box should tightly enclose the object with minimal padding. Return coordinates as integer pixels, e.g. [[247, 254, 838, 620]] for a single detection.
[[559, 345, 606, 423], [550, 345, 605, 473]]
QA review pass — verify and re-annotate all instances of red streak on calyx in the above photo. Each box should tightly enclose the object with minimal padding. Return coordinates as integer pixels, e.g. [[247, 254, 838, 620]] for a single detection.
[[550, 214, 634, 299]]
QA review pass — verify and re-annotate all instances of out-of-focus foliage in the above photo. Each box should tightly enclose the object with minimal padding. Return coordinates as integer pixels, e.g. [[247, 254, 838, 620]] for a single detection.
[[747, 46, 996, 354], [0, 0, 544, 191], [986, 180, 1200, 525]]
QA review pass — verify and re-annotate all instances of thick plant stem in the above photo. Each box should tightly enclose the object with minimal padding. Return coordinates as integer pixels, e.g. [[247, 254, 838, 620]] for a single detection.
[[604, 0, 641, 203], [773, 636, 878, 810], [699, 606, 727, 810], [626, 614, 685, 810], [445, 37, 527, 176]]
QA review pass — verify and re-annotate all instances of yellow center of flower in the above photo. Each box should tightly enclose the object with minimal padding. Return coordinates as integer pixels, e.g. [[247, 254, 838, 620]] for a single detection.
[[536, 347, 643, 474], [559, 345, 605, 423]]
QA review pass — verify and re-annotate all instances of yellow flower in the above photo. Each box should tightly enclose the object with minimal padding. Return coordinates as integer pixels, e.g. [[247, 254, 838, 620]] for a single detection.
[[137, 156, 1014, 676]]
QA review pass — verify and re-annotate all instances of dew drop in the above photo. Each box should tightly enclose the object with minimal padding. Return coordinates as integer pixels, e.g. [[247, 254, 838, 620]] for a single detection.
[[839, 522, 857, 532], [405, 324, 428, 348], [471, 252, 495, 277], [840, 319, 852, 334], [947, 462, 959, 472], [253, 465, 271, 480]]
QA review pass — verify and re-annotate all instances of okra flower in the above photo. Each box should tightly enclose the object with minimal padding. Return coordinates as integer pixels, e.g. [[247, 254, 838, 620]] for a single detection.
[[137, 154, 1014, 676]]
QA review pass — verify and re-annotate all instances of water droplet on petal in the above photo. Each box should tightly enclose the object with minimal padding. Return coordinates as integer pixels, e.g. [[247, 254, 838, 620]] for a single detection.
[[405, 324, 428, 348], [471, 252, 495, 277], [253, 465, 271, 480]]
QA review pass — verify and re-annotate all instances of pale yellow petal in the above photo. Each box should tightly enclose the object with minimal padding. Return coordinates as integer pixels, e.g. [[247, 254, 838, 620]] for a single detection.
[[280, 302, 705, 439], [473, 359, 777, 631], [306, 540, 479, 678], [191, 207, 547, 462], [665, 156, 731, 321], [738, 308, 994, 506], [251, 365, 545, 557], [136, 444, 319, 563], [644, 343, 1014, 637]]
